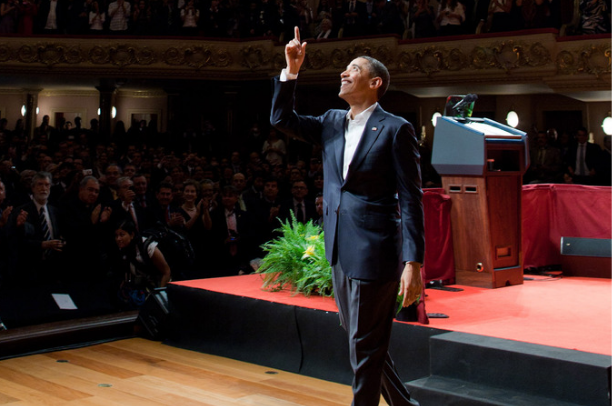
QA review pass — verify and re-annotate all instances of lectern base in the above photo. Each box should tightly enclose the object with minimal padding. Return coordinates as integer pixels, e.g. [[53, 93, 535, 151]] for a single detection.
[[456, 267, 523, 289]]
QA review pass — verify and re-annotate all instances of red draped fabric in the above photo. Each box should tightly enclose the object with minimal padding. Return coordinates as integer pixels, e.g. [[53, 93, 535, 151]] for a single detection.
[[422, 191, 455, 283], [522, 184, 612, 269]]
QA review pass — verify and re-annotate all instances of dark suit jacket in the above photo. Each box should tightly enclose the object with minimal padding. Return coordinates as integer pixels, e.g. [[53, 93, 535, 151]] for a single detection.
[[271, 77, 424, 282], [6, 200, 63, 281], [565, 142, 601, 174], [278, 198, 317, 224]]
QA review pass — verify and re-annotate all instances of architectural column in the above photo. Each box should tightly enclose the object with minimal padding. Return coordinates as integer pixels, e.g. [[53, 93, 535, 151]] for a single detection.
[[23, 89, 41, 141], [96, 80, 117, 143]]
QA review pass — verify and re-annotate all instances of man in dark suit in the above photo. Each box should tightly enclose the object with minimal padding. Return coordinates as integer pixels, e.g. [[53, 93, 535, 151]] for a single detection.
[[271, 27, 424, 406], [278, 180, 317, 224], [565, 127, 602, 185], [6, 171, 65, 285]]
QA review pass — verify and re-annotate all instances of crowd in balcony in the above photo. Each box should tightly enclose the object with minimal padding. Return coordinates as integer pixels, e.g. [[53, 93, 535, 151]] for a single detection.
[[0, 0, 608, 40]]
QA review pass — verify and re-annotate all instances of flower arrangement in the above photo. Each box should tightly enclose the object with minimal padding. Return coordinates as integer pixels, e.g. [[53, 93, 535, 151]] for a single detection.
[[257, 212, 333, 297], [256, 213, 421, 322]]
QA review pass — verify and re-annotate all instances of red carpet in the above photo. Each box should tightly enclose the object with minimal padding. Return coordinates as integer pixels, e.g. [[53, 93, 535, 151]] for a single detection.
[[173, 274, 612, 356]]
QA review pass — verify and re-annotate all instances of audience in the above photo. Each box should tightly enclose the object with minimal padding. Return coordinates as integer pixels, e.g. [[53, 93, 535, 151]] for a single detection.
[[2, 0, 604, 40], [0, 110, 608, 322]]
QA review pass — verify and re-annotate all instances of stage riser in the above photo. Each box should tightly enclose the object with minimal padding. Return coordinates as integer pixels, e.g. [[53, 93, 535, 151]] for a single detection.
[[407, 332, 611, 406], [164, 285, 442, 385], [165, 284, 611, 406]]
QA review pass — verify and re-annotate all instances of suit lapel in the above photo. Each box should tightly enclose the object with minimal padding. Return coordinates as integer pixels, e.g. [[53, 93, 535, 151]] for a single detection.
[[332, 115, 346, 181], [345, 106, 386, 181]]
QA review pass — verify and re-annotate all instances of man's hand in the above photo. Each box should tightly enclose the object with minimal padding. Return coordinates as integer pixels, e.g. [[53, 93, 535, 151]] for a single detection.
[[285, 26, 307, 75], [399, 261, 423, 307]]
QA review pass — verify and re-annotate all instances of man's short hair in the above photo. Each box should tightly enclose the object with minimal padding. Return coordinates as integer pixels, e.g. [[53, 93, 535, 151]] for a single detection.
[[156, 182, 173, 193], [360, 55, 390, 100], [80, 176, 99, 188], [31, 171, 52, 187]]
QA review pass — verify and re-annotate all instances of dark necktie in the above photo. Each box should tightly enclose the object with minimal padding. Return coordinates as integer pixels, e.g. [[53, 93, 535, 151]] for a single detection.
[[40, 207, 51, 242], [40, 207, 52, 258], [297, 202, 305, 223]]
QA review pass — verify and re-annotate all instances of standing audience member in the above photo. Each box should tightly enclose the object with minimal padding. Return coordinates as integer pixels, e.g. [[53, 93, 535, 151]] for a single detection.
[[108, 0, 131, 33], [0, 0, 19, 33], [437, 0, 466, 35], [565, 127, 602, 185], [279, 180, 316, 224], [6, 172, 65, 285], [525, 130, 562, 183]]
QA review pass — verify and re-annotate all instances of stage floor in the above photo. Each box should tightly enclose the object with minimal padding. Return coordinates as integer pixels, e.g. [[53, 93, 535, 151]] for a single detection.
[[172, 274, 612, 356]]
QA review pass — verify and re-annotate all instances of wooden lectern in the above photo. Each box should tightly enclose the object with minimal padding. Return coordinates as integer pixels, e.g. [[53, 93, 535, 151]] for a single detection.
[[431, 117, 529, 288]]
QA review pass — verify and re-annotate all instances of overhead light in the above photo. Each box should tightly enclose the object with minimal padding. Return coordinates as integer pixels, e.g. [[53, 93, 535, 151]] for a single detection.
[[21, 105, 26, 116], [97, 108, 101, 116], [111, 106, 117, 119], [36, 107, 39, 115], [506, 110, 519, 128], [431, 112, 442, 127], [602, 115, 612, 136]]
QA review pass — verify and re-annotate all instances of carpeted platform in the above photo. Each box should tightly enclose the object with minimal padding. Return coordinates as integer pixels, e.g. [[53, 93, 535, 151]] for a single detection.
[[171, 273, 611, 356]]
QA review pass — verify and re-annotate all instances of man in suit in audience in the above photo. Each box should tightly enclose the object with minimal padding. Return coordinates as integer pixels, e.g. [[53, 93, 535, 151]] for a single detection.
[[278, 180, 317, 224], [6, 171, 65, 285], [271, 27, 424, 406], [565, 127, 602, 185]]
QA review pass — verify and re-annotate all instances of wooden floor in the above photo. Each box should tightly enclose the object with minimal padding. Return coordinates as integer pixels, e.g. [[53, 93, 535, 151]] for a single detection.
[[0, 338, 389, 406]]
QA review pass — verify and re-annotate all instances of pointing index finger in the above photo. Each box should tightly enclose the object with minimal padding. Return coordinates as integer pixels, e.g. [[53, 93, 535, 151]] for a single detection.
[[294, 26, 300, 44]]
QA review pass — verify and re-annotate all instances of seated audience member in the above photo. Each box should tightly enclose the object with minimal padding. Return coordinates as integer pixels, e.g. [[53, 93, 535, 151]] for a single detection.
[[437, 0, 466, 35], [565, 127, 602, 185], [314, 192, 323, 227], [132, 173, 154, 209], [231, 172, 248, 211], [247, 177, 282, 255], [60, 176, 112, 283], [176, 180, 212, 275], [5, 171, 65, 285], [108, 176, 154, 234], [278, 180, 317, 224], [112, 220, 171, 309], [99, 164, 122, 204], [150, 181, 185, 230], [525, 131, 563, 183], [209, 186, 252, 276]]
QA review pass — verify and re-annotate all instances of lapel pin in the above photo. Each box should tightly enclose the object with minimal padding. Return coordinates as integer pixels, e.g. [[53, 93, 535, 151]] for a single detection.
[[372, 127, 378, 131]]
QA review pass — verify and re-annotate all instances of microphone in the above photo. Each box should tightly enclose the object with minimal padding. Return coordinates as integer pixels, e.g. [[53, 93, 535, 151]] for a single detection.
[[453, 94, 478, 111]]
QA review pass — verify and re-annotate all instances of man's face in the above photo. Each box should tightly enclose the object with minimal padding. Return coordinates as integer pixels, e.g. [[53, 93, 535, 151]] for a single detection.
[[232, 174, 246, 192], [118, 180, 135, 203], [291, 182, 308, 200], [106, 165, 121, 185], [79, 179, 100, 205], [123, 165, 136, 178], [339, 58, 374, 102], [133, 176, 148, 196], [32, 177, 51, 204], [537, 133, 547, 147], [576, 130, 588, 144], [222, 193, 238, 210], [157, 187, 173, 206], [263, 181, 278, 200], [315, 196, 323, 216]]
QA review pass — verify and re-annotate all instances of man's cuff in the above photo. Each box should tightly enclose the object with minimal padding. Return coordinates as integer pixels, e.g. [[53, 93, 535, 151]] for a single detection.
[[280, 69, 298, 82]]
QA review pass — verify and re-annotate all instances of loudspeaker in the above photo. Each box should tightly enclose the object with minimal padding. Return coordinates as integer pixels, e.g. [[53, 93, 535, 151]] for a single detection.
[[137, 287, 170, 340], [560, 237, 611, 278]]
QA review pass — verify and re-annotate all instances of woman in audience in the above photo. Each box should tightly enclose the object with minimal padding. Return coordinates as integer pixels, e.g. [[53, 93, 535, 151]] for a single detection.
[[113, 220, 171, 309]]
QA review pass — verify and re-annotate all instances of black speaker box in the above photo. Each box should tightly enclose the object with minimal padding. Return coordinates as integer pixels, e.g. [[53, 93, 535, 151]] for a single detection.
[[560, 237, 611, 278]]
